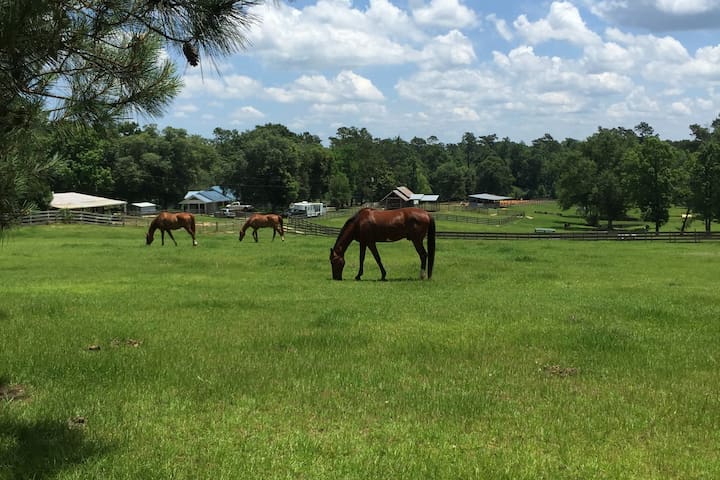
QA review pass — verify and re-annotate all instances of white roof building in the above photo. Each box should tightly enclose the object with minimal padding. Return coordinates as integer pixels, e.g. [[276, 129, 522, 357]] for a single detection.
[[50, 192, 127, 211]]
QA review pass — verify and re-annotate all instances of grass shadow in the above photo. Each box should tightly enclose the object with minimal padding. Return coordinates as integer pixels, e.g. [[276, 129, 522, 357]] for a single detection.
[[0, 416, 113, 479]]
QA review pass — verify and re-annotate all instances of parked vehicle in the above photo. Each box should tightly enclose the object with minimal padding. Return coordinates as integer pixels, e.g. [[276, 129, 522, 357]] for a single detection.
[[286, 201, 325, 217], [214, 208, 235, 218], [225, 202, 254, 212]]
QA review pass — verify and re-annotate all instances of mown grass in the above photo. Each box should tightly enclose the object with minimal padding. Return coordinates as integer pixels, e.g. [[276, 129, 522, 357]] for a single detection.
[[2, 224, 719, 479]]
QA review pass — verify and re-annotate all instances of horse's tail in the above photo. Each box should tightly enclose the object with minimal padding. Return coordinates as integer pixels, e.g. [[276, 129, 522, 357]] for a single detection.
[[189, 214, 196, 234], [427, 216, 436, 279], [278, 215, 284, 235]]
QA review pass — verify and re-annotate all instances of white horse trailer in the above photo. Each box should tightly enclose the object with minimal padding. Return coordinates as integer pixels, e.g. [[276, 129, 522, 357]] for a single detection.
[[288, 201, 326, 217]]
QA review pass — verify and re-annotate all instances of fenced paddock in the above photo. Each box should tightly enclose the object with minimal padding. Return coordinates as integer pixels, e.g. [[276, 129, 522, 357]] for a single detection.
[[18, 210, 720, 242]]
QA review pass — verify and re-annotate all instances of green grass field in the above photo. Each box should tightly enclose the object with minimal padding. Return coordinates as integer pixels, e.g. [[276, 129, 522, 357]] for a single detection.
[[2, 223, 719, 479]]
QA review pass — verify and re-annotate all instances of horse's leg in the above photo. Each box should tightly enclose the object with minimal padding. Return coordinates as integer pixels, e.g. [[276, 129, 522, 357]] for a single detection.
[[412, 239, 429, 279], [183, 226, 197, 246], [252, 228, 259, 242], [271, 226, 276, 241], [367, 243, 387, 281], [166, 229, 178, 246], [355, 243, 367, 280], [160, 230, 165, 246]]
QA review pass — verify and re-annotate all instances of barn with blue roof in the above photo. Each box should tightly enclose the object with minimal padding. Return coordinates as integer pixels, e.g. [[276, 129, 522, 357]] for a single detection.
[[179, 186, 234, 215]]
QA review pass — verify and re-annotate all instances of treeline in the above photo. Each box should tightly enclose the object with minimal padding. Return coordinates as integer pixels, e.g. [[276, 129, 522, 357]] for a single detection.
[[28, 116, 720, 232]]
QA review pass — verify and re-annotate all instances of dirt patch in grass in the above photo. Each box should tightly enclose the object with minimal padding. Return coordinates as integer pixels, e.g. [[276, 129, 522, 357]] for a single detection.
[[67, 416, 87, 430], [543, 365, 579, 377], [111, 338, 142, 348], [0, 383, 29, 402], [87, 339, 143, 351]]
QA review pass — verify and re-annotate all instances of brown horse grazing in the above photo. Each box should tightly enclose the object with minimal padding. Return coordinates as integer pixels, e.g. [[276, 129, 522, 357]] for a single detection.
[[146, 212, 198, 246], [330, 207, 435, 281], [238, 213, 285, 242]]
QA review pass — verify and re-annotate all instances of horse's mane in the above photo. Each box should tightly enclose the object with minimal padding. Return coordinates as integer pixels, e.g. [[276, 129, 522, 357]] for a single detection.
[[338, 210, 363, 234], [334, 209, 367, 249]]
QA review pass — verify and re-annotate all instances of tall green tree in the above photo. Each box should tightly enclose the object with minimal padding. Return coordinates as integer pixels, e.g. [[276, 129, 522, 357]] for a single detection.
[[50, 124, 115, 195], [689, 141, 720, 233], [623, 137, 678, 233], [475, 155, 514, 195], [239, 124, 301, 209], [432, 161, 467, 201], [297, 135, 333, 201], [556, 151, 599, 224], [564, 127, 638, 229], [328, 173, 352, 208], [330, 127, 390, 203]]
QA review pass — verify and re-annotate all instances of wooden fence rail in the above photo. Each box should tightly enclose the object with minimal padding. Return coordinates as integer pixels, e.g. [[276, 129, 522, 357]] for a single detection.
[[20, 210, 124, 226], [432, 212, 521, 226], [437, 231, 720, 242]]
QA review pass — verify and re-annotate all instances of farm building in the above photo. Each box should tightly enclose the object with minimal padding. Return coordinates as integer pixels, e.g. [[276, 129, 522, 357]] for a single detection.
[[468, 193, 512, 208], [50, 192, 127, 213], [179, 186, 233, 215], [381, 186, 439, 210], [130, 202, 158, 215]]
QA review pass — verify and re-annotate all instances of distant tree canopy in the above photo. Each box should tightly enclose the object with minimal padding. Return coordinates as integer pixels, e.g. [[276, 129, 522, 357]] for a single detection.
[[5, 114, 720, 233]]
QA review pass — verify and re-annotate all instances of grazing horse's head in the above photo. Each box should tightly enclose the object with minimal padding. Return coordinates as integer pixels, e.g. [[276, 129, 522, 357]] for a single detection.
[[238, 230, 246, 241], [145, 231, 154, 245], [330, 248, 345, 280]]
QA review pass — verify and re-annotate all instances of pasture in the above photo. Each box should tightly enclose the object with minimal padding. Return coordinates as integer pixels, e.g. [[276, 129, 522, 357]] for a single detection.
[[2, 224, 719, 479]]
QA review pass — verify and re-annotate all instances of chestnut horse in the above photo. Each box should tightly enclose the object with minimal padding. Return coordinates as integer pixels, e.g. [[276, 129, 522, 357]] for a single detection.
[[238, 213, 285, 242], [146, 212, 198, 246], [330, 207, 435, 281]]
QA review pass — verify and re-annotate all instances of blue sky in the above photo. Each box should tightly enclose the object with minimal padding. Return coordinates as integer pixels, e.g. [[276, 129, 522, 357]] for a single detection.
[[149, 0, 720, 144]]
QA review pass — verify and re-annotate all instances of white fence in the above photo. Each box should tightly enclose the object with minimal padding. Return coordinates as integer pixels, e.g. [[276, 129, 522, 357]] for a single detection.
[[20, 210, 125, 226]]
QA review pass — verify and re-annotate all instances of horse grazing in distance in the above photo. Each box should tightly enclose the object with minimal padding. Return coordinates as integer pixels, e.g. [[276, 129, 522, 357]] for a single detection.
[[330, 207, 435, 281], [146, 212, 198, 246], [238, 213, 285, 242]]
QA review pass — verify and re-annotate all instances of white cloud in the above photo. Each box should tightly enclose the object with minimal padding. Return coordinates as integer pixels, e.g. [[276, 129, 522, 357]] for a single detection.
[[395, 68, 511, 107], [487, 14, 513, 41], [230, 106, 265, 121], [418, 30, 477, 69], [246, 0, 421, 69], [607, 87, 660, 118], [590, 0, 720, 30], [176, 104, 199, 113], [583, 41, 635, 73], [451, 106, 480, 121], [514, 1, 602, 46], [599, 28, 720, 85], [671, 101, 692, 115], [412, 0, 478, 29], [265, 71, 385, 104], [657, 0, 719, 15], [181, 74, 262, 99]]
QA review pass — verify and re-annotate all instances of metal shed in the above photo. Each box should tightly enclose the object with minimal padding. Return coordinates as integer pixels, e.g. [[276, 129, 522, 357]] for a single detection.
[[468, 193, 512, 208]]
